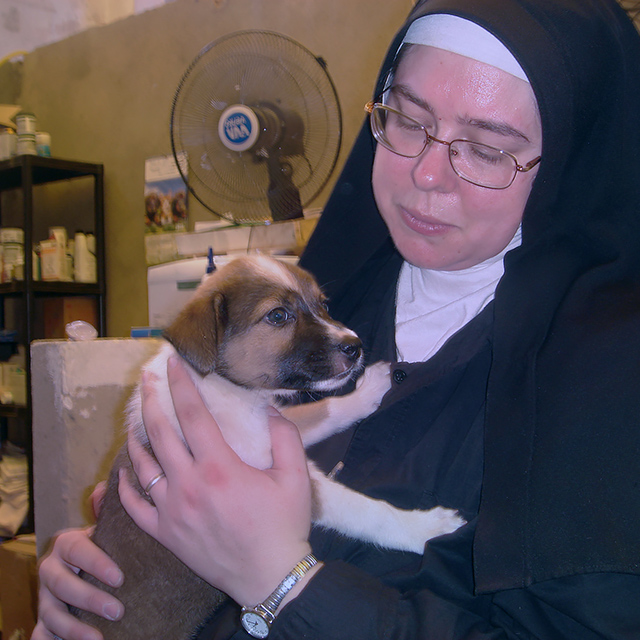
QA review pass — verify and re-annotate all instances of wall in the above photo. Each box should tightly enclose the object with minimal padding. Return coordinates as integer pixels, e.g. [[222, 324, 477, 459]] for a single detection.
[[0, 0, 154, 60], [31, 338, 163, 555], [16, 0, 412, 337]]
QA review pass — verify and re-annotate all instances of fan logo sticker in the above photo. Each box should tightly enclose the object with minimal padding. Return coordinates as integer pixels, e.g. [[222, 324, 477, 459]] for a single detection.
[[223, 113, 252, 144], [218, 105, 260, 152]]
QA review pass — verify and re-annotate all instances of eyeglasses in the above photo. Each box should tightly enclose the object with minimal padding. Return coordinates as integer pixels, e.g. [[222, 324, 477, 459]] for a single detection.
[[365, 101, 541, 190]]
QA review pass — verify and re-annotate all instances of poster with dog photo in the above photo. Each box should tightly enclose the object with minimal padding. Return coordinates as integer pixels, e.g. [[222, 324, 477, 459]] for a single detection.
[[144, 152, 188, 233]]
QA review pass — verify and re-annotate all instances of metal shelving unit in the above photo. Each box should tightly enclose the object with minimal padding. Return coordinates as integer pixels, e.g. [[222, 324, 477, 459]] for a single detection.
[[0, 155, 106, 532]]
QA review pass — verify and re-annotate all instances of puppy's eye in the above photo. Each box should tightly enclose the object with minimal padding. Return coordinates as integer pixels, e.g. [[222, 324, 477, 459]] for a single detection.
[[265, 307, 292, 326]]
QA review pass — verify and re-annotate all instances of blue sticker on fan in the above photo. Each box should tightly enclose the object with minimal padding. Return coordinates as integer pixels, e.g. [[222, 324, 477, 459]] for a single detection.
[[218, 105, 259, 152], [222, 111, 252, 145]]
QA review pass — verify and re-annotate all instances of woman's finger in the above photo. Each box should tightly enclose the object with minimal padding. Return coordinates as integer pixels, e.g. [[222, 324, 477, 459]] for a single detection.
[[42, 527, 123, 591], [266, 407, 309, 477], [139, 368, 194, 473], [35, 528, 124, 640], [35, 588, 105, 640], [89, 481, 107, 519], [126, 429, 165, 493], [118, 467, 161, 537], [165, 355, 239, 464]]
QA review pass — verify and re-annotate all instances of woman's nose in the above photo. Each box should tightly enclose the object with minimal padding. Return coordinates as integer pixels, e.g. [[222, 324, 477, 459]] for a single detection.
[[411, 141, 457, 192]]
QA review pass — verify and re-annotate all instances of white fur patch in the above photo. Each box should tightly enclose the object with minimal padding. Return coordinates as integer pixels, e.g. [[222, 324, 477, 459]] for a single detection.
[[252, 255, 299, 291]]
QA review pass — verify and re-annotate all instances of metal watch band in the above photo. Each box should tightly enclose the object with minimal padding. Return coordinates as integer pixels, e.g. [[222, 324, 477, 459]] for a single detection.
[[240, 553, 318, 637], [261, 553, 318, 617]]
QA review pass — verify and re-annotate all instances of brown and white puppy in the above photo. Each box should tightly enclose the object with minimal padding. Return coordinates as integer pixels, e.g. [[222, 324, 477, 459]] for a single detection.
[[73, 255, 463, 640]]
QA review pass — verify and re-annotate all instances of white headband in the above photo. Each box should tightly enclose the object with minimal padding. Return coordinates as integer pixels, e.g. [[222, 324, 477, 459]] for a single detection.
[[403, 14, 529, 83]]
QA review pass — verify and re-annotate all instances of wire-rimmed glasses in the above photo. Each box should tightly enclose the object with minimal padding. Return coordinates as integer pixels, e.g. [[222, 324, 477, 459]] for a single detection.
[[365, 101, 541, 190]]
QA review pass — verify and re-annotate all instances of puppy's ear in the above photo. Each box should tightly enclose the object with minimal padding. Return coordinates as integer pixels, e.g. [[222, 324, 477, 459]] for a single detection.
[[163, 291, 227, 375]]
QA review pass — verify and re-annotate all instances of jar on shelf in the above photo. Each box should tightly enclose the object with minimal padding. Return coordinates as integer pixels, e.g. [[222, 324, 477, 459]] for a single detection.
[[16, 133, 37, 156]]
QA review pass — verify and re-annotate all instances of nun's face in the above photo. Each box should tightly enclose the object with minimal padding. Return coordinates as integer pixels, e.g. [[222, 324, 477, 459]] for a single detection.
[[372, 45, 541, 271]]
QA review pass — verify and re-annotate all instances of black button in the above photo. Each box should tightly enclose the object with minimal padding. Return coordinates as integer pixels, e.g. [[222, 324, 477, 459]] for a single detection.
[[393, 369, 407, 384]]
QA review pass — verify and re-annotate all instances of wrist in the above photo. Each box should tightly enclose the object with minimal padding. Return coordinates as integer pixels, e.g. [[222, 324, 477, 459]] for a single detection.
[[237, 543, 313, 607], [278, 560, 323, 609], [240, 553, 320, 638]]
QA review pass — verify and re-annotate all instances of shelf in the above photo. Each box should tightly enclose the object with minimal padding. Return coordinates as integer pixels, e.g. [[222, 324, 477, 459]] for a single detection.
[[0, 404, 28, 418], [0, 280, 104, 296], [0, 155, 106, 534], [0, 155, 103, 191]]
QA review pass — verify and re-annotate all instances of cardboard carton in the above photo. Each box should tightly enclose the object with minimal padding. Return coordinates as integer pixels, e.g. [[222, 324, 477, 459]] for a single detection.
[[0, 534, 38, 639]]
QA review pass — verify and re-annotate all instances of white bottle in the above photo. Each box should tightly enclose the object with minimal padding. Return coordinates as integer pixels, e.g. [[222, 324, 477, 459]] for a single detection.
[[74, 232, 96, 283]]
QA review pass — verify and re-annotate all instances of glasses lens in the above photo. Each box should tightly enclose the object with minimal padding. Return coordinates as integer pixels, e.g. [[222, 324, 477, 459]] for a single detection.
[[371, 106, 426, 158], [450, 140, 516, 189]]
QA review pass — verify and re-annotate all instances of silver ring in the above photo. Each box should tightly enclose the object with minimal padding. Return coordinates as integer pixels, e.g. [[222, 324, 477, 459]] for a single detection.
[[144, 471, 165, 496]]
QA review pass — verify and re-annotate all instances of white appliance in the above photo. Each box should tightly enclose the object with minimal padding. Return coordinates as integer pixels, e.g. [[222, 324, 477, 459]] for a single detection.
[[147, 257, 208, 328]]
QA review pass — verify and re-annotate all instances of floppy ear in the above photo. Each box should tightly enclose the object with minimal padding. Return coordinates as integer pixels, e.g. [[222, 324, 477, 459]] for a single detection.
[[163, 291, 227, 375]]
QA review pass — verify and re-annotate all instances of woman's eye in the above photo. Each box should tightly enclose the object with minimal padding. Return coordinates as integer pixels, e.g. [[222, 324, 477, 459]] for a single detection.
[[265, 308, 291, 326], [467, 142, 505, 165], [391, 113, 423, 133]]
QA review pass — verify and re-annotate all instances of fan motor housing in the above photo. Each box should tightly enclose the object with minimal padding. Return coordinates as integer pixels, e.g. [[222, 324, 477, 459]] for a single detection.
[[218, 103, 304, 158]]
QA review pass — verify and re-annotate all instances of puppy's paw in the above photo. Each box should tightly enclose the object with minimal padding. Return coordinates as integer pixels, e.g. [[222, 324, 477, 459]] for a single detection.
[[421, 506, 466, 539], [394, 507, 466, 553], [352, 362, 392, 413]]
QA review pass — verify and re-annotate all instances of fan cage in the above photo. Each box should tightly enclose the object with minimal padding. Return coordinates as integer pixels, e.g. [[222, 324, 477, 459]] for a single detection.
[[170, 30, 342, 224]]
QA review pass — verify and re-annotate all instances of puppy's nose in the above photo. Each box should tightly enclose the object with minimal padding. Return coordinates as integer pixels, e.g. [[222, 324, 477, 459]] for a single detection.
[[339, 337, 362, 362]]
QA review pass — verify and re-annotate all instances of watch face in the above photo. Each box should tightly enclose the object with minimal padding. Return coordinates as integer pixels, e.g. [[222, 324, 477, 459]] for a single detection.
[[241, 610, 270, 638]]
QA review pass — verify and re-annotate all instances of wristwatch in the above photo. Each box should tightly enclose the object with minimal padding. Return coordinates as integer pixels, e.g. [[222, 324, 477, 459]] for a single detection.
[[240, 553, 318, 638]]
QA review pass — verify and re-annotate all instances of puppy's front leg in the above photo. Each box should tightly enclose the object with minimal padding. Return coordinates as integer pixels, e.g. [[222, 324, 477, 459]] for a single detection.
[[308, 463, 465, 553], [282, 362, 391, 447]]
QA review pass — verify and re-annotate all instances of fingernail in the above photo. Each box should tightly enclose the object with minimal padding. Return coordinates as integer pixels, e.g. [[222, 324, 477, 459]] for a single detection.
[[267, 405, 281, 416], [103, 600, 124, 621], [106, 567, 124, 587], [168, 355, 178, 368]]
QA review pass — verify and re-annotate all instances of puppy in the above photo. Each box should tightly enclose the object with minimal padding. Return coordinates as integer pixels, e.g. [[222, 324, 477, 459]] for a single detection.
[[73, 255, 463, 640]]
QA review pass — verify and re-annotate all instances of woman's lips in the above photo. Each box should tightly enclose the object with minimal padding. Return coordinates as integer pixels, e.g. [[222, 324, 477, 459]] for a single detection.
[[399, 207, 455, 236]]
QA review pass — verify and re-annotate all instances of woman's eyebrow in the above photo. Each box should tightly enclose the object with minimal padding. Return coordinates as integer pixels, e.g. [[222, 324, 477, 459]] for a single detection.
[[389, 83, 531, 143], [460, 117, 531, 143], [388, 84, 435, 115]]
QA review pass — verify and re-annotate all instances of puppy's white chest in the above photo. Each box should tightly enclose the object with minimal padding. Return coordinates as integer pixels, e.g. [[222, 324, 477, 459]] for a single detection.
[[196, 374, 274, 470], [140, 345, 276, 471]]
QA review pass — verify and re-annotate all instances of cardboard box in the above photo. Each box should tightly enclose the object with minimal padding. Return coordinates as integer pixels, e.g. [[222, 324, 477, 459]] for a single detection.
[[0, 534, 38, 639], [1, 362, 27, 405], [43, 297, 99, 339], [40, 239, 67, 281]]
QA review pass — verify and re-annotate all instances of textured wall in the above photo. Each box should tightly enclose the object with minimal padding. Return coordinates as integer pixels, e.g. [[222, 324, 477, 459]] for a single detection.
[[17, 0, 412, 337], [30, 338, 162, 556], [0, 0, 138, 60]]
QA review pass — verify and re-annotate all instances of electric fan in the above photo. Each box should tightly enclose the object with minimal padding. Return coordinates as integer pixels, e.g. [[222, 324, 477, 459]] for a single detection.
[[170, 30, 342, 224]]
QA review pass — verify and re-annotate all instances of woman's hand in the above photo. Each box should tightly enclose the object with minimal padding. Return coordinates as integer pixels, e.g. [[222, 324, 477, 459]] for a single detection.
[[32, 526, 124, 640], [118, 356, 314, 607]]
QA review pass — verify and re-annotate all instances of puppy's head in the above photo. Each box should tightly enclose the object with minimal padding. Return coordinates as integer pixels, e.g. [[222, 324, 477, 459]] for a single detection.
[[163, 255, 363, 393]]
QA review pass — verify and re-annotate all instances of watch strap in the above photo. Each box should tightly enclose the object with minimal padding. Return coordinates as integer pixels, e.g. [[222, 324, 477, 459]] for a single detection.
[[260, 553, 318, 617], [241, 553, 318, 636]]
